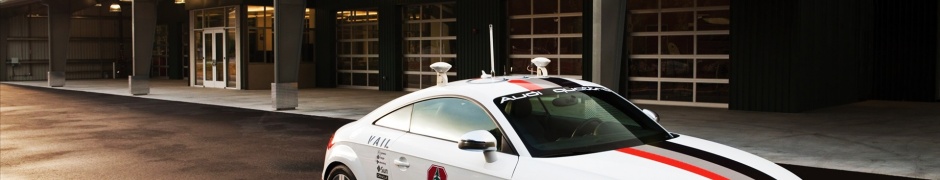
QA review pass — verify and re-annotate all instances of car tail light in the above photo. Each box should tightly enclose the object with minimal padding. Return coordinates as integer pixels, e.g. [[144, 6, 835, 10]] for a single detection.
[[327, 133, 336, 150]]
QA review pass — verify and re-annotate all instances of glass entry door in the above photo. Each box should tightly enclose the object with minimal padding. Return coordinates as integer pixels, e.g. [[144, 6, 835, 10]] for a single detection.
[[202, 29, 227, 88]]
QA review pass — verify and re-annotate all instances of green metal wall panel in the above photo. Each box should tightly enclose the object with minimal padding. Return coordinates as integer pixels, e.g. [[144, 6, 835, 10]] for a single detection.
[[582, 0, 593, 81], [378, 2, 403, 91], [732, 0, 935, 112], [314, 7, 337, 88], [455, 0, 507, 79], [790, 0, 873, 111], [871, 0, 938, 101], [184, 0, 244, 10], [730, 0, 797, 112]]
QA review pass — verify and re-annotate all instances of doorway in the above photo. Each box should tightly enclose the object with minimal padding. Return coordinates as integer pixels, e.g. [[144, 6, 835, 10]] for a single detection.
[[191, 6, 239, 89], [201, 29, 232, 88]]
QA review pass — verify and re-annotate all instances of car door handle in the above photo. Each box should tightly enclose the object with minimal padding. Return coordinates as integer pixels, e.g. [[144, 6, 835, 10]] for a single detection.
[[393, 157, 410, 168]]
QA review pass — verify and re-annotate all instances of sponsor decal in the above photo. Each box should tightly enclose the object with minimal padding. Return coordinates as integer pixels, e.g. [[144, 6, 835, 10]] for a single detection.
[[498, 86, 610, 104], [650, 141, 774, 180], [552, 86, 609, 94], [542, 77, 582, 87], [617, 142, 776, 180], [368, 135, 391, 149], [507, 79, 543, 90], [427, 165, 447, 180], [618, 147, 729, 180], [375, 150, 389, 180], [499, 91, 543, 104]]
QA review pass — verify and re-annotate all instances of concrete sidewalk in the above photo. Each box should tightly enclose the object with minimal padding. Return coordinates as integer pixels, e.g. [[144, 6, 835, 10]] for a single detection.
[[2, 79, 408, 120], [3, 79, 938, 179]]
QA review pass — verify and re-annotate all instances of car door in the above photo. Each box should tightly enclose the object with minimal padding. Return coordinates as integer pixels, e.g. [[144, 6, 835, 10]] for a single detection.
[[357, 105, 413, 180], [386, 97, 519, 180]]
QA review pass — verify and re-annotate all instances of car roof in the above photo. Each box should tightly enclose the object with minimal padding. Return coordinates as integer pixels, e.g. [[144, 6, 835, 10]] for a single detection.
[[358, 76, 604, 121], [425, 76, 602, 101]]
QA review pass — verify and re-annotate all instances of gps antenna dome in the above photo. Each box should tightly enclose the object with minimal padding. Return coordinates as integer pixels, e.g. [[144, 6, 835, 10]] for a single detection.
[[531, 57, 551, 77], [430, 62, 453, 86]]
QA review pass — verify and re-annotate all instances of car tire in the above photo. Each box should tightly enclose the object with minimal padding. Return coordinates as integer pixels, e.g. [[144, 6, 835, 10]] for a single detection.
[[327, 165, 357, 180]]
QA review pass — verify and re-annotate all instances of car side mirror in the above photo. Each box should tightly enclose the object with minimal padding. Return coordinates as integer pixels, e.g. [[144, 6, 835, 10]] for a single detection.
[[642, 109, 660, 122], [458, 130, 498, 163]]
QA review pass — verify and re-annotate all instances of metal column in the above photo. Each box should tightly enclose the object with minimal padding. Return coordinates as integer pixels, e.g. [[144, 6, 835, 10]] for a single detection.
[[129, 0, 157, 95], [0, 11, 9, 81], [271, 0, 306, 110], [43, 0, 72, 87], [590, 0, 627, 93]]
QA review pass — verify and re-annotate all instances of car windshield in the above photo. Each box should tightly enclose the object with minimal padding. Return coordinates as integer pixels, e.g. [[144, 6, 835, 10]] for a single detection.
[[493, 86, 673, 157]]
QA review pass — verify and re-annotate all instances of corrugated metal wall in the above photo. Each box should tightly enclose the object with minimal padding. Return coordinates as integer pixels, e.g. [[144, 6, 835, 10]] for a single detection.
[[789, 0, 873, 111], [455, 0, 507, 79], [377, 1, 403, 91], [731, 0, 937, 112], [3, 3, 131, 81], [313, 3, 337, 88], [871, 0, 938, 101], [582, 0, 593, 81], [729, 0, 798, 112]]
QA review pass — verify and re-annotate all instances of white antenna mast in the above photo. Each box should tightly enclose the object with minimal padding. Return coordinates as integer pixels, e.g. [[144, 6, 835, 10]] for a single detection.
[[488, 24, 495, 77]]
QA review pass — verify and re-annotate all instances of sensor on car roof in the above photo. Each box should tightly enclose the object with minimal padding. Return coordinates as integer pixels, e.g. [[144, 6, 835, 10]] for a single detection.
[[430, 62, 452, 86]]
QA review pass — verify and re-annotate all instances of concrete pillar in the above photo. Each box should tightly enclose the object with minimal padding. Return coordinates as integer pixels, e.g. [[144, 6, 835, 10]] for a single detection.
[[129, 0, 158, 95], [272, 0, 305, 110], [1, 12, 9, 81], [44, 0, 72, 87], [591, 0, 627, 92]]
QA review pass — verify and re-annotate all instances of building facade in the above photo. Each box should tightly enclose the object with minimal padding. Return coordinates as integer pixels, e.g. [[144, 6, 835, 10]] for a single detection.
[[1, 0, 937, 112]]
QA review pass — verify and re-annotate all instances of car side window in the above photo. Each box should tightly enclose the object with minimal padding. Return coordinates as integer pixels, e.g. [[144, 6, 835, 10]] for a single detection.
[[410, 98, 499, 143], [374, 105, 413, 131]]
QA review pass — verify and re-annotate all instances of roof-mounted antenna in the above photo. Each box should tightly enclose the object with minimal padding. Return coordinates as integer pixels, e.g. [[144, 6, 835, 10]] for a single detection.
[[482, 24, 496, 79], [430, 62, 452, 86], [531, 57, 551, 77]]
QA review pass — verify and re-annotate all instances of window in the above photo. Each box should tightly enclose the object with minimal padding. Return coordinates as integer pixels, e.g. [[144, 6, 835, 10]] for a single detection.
[[508, 0, 585, 78], [625, 0, 730, 108], [247, 6, 315, 63], [493, 87, 670, 157], [337, 10, 380, 88], [403, 3, 458, 90], [410, 98, 498, 142], [374, 105, 413, 131]]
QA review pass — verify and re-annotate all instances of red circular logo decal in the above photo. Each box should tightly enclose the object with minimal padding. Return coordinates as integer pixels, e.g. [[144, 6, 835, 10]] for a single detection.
[[427, 165, 447, 180]]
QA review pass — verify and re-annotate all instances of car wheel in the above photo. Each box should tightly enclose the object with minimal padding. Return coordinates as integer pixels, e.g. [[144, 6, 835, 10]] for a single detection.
[[328, 165, 357, 180]]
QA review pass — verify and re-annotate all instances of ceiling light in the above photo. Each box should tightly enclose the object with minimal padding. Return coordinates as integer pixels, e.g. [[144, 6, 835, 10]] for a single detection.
[[174, 0, 184, 4], [109, 3, 121, 12]]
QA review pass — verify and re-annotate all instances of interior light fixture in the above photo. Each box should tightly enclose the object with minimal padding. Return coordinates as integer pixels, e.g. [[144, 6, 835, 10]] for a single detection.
[[174, 0, 184, 4], [119, 0, 132, 2], [95, 3, 102, 6], [109, 3, 121, 12]]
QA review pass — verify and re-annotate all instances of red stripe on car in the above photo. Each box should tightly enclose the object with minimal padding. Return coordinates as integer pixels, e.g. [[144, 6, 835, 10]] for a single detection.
[[618, 147, 729, 180], [508, 79, 542, 91]]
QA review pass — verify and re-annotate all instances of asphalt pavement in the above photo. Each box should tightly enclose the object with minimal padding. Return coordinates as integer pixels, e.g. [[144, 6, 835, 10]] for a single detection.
[[0, 84, 927, 179], [1, 84, 347, 179]]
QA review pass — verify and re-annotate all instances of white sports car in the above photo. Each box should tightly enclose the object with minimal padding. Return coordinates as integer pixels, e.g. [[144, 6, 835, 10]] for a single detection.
[[322, 75, 800, 180]]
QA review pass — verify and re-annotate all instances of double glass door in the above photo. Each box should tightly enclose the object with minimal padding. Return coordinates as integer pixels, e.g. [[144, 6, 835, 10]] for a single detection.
[[200, 29, 235, 88]]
